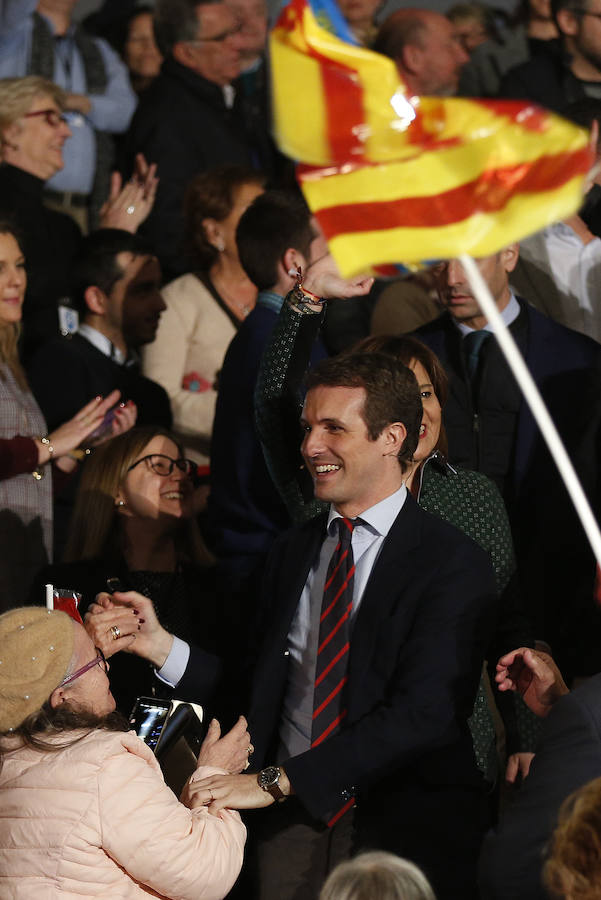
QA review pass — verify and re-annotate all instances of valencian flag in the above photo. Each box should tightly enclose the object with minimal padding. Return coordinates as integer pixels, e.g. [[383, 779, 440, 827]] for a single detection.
[[270, 0, 594, 276]]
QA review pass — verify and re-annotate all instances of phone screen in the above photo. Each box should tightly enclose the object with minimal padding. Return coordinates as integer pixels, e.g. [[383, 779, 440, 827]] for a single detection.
[[129, 697, 172, 752]]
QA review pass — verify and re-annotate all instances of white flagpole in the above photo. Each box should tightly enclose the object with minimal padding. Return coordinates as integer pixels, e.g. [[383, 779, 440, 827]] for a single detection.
[[459, 253, 601, 569]]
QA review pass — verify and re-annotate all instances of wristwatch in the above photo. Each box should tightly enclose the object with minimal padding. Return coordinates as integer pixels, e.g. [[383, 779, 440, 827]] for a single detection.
[[257, 765, 286, 802]]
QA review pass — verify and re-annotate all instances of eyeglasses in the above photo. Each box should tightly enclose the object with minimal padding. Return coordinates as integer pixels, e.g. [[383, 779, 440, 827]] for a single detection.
[[24, 108, 68, 127], [127, 453, 198, 478], [186, 21, 243, 44], [60, 648, 108, 688]]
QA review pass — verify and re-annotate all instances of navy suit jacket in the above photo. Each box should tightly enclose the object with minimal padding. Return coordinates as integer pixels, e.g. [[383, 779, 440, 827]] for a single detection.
[[415, 303, 601, 675], [480, 673, 601, 899], [247, 494, 498, 826]]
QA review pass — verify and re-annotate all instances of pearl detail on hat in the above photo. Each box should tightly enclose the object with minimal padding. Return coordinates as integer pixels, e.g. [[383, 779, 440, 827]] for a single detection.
[[49, 646, 54, 651], [24, 694, 29, 700], [32, 656, 36, 661], [19, 625, 24, 630]]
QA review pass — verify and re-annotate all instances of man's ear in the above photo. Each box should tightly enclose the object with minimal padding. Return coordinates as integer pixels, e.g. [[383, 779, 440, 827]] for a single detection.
[[556, 8, 579, 36], [282, 247, 303, 276], [401, 43, 424, 79], [173, 41, 195, 67], [500, 243, 519, 274], [84, 285, 108, 316], [383, 421, 408, 456]]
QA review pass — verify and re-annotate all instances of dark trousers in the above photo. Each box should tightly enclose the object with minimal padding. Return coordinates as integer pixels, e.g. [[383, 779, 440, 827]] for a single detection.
[[358, 782, 490, 900], [241, 799, 354, 900]]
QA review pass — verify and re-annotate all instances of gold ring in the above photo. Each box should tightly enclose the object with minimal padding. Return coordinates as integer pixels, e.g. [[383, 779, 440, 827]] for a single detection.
[[110, 625, 121, 641]]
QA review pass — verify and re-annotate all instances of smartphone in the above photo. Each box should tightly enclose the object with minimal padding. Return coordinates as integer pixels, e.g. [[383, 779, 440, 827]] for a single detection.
[[128, 697, 172, 753], [170, 699, 206, 756]]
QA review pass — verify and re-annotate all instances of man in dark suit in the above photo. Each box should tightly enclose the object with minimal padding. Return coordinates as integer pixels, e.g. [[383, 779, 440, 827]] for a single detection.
[[123, 0, 274, 280], [27, 229, 172, 432], [414, 247, 601, 680], [193, 340, 498, 900], [480, 647, 599, 899], [26, 229, 172, 555]]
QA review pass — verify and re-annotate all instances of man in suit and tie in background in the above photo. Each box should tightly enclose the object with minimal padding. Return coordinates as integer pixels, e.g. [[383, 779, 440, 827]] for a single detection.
[[191, 263, 499, 900], [414, 248, 601, 682]]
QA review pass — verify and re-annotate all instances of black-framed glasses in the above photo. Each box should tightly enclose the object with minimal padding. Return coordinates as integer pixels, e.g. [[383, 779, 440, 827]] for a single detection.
[[186, 21, 243, 44], [24, 108, 68, 127], [127, 453, 197, 478], [60, 648, 108, 688]]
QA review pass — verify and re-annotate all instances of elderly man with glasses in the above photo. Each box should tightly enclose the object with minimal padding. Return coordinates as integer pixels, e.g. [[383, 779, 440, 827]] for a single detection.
[[123, 0, 278, 281]]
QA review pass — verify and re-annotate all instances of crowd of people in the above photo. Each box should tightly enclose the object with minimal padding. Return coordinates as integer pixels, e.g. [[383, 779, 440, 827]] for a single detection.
[[2, 0, 601, 898]]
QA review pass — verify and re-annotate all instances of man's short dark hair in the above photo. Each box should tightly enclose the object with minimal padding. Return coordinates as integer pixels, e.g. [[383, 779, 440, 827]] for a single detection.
[[236, 190, 315, 291], [550, 0, 584, 29], [71, 229, 152, 317], [154, 0, 220, 57], [305, 352, 422, 471]]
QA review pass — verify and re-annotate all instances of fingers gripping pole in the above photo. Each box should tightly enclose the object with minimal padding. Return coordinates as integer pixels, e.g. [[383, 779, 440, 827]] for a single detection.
[[459, 253, 601, 569]]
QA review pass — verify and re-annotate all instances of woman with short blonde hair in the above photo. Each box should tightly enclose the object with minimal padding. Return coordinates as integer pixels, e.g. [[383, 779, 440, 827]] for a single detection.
[[0, 75, 66, 138], [320, 852, 436, 900]]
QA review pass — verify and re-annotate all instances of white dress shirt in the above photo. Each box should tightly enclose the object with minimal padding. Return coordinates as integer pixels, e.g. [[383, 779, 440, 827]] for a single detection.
[[279, 484, 408, 760]]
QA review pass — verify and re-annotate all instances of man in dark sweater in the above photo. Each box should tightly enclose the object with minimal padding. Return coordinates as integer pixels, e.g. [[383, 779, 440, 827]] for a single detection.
[[414, 247, 601, 679], [208, 191, 327, 596], [499, 0, 601, 111], [123, 0, 274, 280]]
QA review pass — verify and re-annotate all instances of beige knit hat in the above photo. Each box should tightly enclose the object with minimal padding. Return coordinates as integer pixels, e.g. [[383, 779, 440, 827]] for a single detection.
[[0, 607, 74, 733]]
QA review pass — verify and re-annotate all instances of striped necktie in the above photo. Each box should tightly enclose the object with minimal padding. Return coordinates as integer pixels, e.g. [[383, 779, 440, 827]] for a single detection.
[[312, 516, 355, 750], [312, 516, 357, 827]]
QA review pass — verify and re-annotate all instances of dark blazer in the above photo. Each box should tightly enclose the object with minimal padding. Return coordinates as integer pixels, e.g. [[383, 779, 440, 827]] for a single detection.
[[479, 673, 601, 900], [415, 303, 601, 676], [247, 493, 498, 888], [26, 332, 172, 432]]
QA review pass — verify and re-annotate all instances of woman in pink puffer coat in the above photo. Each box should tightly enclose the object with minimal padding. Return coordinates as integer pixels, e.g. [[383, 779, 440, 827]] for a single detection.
[[0, 607, 249, 899]]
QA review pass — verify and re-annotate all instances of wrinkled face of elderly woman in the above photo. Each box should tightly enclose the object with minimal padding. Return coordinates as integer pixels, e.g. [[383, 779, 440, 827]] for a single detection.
[[50, 622, 116, 718], [2, 93, 71, 181]]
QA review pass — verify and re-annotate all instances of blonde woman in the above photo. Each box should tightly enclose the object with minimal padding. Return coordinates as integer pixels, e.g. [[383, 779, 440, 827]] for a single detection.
[[320, 852, 436, 900], [0, 222, 133, 609]]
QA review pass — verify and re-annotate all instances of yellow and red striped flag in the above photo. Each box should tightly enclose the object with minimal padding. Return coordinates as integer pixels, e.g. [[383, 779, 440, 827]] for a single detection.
[[270, 0, 593, 276]]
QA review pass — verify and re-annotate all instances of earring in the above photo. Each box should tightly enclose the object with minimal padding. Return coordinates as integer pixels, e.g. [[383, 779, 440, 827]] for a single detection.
[[116, 499, 126, 507], [215, 239, 225, 252]]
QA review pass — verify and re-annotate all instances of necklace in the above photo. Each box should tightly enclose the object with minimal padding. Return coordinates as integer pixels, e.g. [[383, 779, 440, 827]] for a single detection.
[[211, 270, 257, 321]]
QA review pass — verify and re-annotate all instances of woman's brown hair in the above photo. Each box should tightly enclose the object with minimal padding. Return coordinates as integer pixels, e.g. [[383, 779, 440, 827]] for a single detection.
[[351, 334, 449, 458], [64, 426, 212, 565]]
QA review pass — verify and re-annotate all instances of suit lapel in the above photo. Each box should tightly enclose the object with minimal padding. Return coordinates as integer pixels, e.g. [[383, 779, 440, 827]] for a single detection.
[[347, 496, 423, 690]]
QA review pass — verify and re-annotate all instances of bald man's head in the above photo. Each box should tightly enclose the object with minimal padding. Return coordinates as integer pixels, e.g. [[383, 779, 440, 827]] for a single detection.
[[374, 8, 468, 95]]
